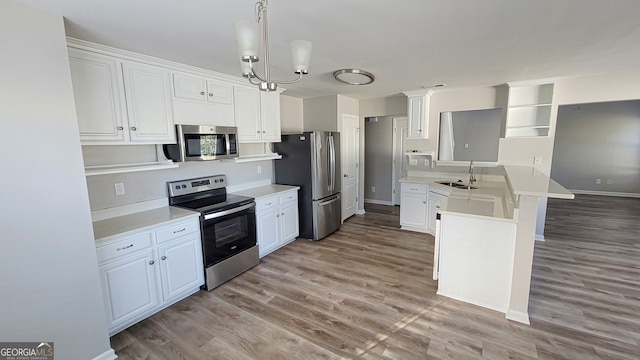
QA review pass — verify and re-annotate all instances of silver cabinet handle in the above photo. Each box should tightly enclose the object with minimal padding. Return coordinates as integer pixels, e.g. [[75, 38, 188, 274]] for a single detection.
[[116, 244, 133, 251], [130, 127, 137, 131], [117, 126, 124, 130], [161, 256, 167, 260], [200, 91, 205, 95], [344, 174, 348, 177], [149, 260, 155, 265], [173, 228, 186, 234]]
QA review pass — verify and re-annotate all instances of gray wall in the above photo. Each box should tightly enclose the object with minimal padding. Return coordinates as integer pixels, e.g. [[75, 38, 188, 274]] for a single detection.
[[86, 158, 273, 210], [449, 109, 501, 162], [551, 100, 640, 194], [303, 95, 338, 131], [0, 2, 112, 359], [364, 116, 394, 202]]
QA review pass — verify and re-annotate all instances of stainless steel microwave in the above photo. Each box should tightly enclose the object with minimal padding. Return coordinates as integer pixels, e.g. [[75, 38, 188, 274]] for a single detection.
[[163, 125, 239, 162]]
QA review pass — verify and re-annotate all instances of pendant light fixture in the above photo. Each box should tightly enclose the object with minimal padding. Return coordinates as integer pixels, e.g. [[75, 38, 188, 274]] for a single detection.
[[234, 0, 312, 92]]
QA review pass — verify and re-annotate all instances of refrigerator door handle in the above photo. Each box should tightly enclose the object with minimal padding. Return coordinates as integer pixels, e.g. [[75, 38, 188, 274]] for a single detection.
[[328, 135, 335, 192], [318, 193, 340, 206]]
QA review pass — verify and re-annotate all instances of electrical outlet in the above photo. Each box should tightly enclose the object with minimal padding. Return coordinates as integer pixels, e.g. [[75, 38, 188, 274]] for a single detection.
[[595, 178, 601, 184], [114, 182, 125, 196], [533, 156, 542, 165], [371, 186, 376, 193], [464, 143, 469, 149], [606, 179, 613, 185], [424, 159, 429, 167], [257, 165, 262, 174], [409, 159, 418, 166]]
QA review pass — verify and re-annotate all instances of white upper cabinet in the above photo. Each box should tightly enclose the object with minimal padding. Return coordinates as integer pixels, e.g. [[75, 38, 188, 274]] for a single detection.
[[68, 47, 175, 144], [403, 89, 433, 139], [259, 91, 282, 142], [68, 48, 127, 142], [121, 62, 175, 143], [505, 81, 554, 138], [172, 72, 235, 126], [234, 86, 282, 143]]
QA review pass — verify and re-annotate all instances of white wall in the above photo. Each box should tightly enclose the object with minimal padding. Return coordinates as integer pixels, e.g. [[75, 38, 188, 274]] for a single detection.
[[280, 94, 303, 133], [0, 1, 112, 359]]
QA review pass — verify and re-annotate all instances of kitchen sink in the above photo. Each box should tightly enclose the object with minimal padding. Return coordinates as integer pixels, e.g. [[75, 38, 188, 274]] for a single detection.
[[437, 181, 477, 190]]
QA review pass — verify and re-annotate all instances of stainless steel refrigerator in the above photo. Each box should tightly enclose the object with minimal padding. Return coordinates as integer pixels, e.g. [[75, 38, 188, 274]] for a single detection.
[[274, 131, 341, 240]]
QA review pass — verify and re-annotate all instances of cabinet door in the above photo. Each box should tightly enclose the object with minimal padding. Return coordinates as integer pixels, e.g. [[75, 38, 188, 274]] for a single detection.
[[206, 80, 233, 105], [68, 49, 127, 142], [234, 86, 262, 142], [256, 207, 280, 258], [400, 194, 428, 229], [260, 91, 282, 142], [122, 62, 175, 143], [172, 73, 206, 102], [407, 95, 427, 139], [427, 193, 446, 235], [99, 249, 159, 329], [280, 200, 299, 243], [157, 235, 204, 301]]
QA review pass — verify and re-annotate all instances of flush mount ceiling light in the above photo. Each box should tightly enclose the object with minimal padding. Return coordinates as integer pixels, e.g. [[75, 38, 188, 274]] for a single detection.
[[333, 69, 375, 85], [234, 0, 312, 92]]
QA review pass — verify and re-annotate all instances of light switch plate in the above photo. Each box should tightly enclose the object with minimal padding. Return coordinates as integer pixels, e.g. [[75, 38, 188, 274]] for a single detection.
[[114, 182, 125, 196]]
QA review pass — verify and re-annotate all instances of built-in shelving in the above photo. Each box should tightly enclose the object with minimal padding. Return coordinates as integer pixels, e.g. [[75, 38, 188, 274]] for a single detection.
[[505, 82, 554, 138], [405, 151, 435, 167]]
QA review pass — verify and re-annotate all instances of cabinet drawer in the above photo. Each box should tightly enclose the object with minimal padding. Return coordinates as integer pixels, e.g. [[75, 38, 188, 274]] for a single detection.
[[402, 183, 428, 194], [279, 191, 298, 204], [256, 196, 279, 211], [155, 219, 200, 244], [97, 232, 153, 264]]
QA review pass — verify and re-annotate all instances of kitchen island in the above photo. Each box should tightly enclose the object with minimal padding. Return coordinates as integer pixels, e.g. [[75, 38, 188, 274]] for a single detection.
[[400, 165, 573, 324]]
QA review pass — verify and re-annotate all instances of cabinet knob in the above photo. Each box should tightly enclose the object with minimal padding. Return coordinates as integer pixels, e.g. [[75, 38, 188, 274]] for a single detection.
[[117, 126, 124, 130], [130, 126, 137, 131], [417, 129, 422, 133], [423, 201, 426, 204], [344, 174, 348, 178], [149, 260, 155, 265], [161, 256, 167, 260], [200, 91, 205, 95], [262, 131, 266, 133], [282, 212, 285, 216], [208, 93, 213, 97], [276, 214, 280, 218], [257, 131, 261, 133], [436, 205, 440, 209]]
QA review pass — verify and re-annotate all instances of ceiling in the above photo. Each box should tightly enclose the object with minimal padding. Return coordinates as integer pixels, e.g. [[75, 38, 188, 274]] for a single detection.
[[18, 0, 640, 99]]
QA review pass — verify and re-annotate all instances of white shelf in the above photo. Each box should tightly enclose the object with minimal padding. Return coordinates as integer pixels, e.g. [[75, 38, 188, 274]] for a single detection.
[[232, 153, 282, 163], [85, 161, 178, 176], [405, 151, 435, 168]]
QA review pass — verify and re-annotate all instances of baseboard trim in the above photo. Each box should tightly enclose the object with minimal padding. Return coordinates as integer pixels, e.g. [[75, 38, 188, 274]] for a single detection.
[[569, 190, 640, 198], [364, 199, 394, 206], [506, 309, 530, 325], [357, 209, 366, 215], [92, 348, 117, 360], [535, 234, 545, 242]]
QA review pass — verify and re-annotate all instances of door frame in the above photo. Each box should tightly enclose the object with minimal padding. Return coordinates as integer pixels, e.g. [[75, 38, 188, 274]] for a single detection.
[[391, 117, 408, 206]]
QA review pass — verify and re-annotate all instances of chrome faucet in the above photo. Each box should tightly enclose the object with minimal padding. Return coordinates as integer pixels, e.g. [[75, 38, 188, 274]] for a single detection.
[[469, 160, 476, 184]]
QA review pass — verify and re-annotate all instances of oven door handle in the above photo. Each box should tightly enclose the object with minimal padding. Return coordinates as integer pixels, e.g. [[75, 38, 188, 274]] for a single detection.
[[203, 202, 255, 220]]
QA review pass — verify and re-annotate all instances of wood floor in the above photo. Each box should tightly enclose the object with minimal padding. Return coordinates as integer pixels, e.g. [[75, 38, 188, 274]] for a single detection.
[[111, 195, 640, 359]]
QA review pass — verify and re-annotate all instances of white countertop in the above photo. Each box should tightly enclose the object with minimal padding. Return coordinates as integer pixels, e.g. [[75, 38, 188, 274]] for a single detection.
[[231, 184, 300, 200], [93, 206, 200, 242], [400, 176, 515, 220], [503, 166, 575, 199]]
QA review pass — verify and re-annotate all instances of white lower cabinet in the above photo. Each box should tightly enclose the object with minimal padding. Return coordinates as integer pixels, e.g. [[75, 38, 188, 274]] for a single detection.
[[255, 190, 299, 258], [96, 216, 203, 335], [400, 183, 429, 232]]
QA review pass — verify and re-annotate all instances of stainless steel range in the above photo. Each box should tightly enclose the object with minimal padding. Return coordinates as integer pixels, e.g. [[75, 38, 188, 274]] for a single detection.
[[167, 175, 258, 290]]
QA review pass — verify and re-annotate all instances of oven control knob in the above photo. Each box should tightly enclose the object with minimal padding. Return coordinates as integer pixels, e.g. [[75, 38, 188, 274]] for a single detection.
[[181, 185, 187, 188], [175, 185, 180, 189]]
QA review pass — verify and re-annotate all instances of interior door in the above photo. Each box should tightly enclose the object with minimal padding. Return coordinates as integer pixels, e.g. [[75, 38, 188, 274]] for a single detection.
[[341, 114, 359, 221], [393, 118, 408, 205]]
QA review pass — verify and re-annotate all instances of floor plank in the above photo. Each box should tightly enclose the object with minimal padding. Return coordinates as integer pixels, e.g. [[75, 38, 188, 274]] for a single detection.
[[111, 195, 640, 359]]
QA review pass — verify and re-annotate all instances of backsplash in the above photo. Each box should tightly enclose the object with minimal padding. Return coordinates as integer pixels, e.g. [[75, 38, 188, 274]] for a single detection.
[[85, 160, 273, 211]]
